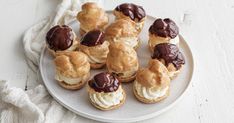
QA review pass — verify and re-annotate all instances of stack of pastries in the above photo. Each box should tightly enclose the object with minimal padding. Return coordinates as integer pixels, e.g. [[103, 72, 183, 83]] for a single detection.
[[88, 72, 126, 110], [45, 2, 186, 111], [46, 25, 79, 55], [148, 18, 180, 52], [133, 59, 170, 103], [106, 42, 139, 83], [77, 2, 108, 36], [78, 30, 109, 69]]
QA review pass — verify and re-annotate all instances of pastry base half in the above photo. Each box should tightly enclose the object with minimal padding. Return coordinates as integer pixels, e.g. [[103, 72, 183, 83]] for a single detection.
[[58, 80, 87, 90], [90, 62, 106, 69], [133, 87, 169, 104], [88, 88, 126, 111]]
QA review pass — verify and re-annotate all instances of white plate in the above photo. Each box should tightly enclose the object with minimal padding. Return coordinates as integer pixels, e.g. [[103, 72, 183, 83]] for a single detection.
[[39, 11, 194, 123]]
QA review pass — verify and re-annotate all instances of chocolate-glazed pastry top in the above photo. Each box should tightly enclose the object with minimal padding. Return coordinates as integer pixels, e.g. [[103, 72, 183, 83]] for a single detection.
[[152, 43, 185, 70], [115, 3, 146, 21], [80, 30, 105, 47], [89, 72, 120, 93], [149, 18, 179, 38], [46, 25, 74, 51]]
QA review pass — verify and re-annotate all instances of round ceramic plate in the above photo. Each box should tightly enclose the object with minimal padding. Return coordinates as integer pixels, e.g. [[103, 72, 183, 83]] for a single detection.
[[40, 11, 194, 123]]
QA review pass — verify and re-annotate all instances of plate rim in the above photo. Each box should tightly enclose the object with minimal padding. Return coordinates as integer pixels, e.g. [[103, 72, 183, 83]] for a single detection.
[[39, 12, 194, 123]]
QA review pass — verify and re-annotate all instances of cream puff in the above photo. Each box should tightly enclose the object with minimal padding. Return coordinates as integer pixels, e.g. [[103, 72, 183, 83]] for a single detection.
[[88, 72, 126, 110], [77, 2, 108, 36], [148, 18, 179, 52], [78, 30, 109, 69], [105, 19, 140, 49], [106, 42, 139, 82], [151, 43, 185, 79], [114, 3, 146, 33], [133, 59, 170, 103], [54, 51, 90, 90], [46, 25, 78, 56]]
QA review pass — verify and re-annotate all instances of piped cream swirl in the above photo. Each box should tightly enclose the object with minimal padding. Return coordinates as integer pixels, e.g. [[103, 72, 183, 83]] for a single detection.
[[134, 81, 168, 100], [89, 86, 124, 108], [55, 72, 89, 85]]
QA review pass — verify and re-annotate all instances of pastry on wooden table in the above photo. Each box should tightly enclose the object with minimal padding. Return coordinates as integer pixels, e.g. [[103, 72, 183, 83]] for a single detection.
[[54, 51, 90, 90], [77, 2, 108, 36], [114, 3, 146, 33], [105, 19, 140, 49], [78, 30, 109, 69], [106, 42, 139, 82], [46, 25, 78, 56], [88, 72, 126, 110], [148, 18, 179, 52], [151, 43, 185, 79], [133, 59, 170, 103]]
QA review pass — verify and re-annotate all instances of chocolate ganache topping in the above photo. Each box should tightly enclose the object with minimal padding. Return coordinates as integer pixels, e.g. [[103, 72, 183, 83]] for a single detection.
[[152, 43, 185, 70], [89, 72, 120, 93], [115, 3, 146, 21], [80, 30, 105, 47], [46, 25, 74, 51], [149, 18, 179, 38]]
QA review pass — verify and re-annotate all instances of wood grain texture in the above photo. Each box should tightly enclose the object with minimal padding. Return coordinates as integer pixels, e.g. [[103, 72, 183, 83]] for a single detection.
[[0, 0, 233, 122]]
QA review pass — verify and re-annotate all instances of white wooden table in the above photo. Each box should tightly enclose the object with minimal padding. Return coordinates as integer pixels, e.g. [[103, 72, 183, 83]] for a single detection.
[[1, 0, 234, 122]]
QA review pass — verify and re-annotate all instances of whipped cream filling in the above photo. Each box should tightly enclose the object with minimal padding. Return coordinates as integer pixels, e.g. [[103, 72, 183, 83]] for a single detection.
[[113, 37, 138, 48], [169, 35, 179, 45], [116, 69, 137, 78], [110, 66, 138, 79], [55, 72, 88, 85], [87, 55, 104, 64], [89, 86, 124, 108], [134, 81, 168, 100], [85, 41, 109, 64], [149, 35, 179, 49]]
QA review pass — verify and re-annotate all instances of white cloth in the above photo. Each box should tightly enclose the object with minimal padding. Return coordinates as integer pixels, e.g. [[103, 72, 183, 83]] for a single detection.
[[0, 0, 102, 123], [0, 80, 94, 123]]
